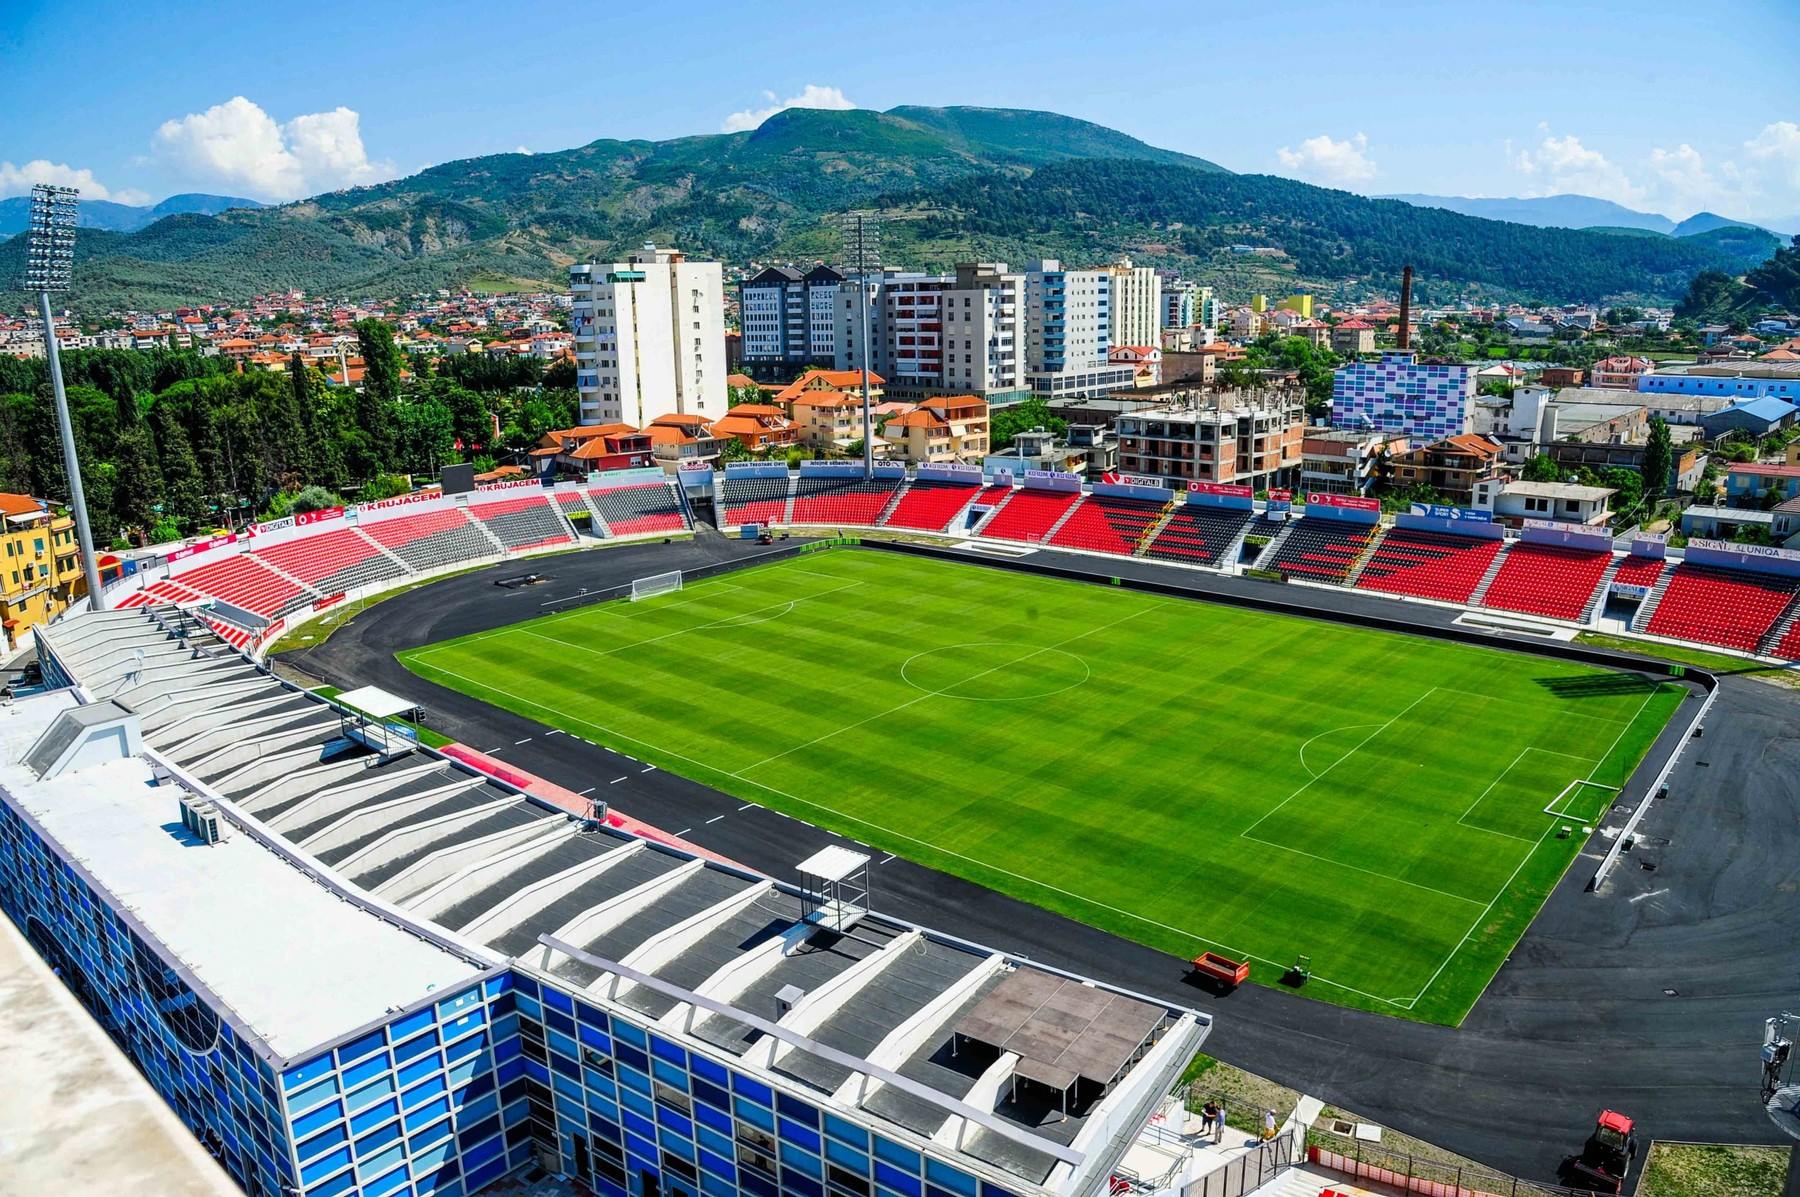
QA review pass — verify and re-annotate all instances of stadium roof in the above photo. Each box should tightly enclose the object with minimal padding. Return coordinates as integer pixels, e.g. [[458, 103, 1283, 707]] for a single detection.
[[27, 604, 1207, 1191]]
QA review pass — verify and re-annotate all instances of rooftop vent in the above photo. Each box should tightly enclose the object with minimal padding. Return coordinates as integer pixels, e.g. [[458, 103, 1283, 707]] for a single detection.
[[22, 700, 142, 779], [178, 793, 226, 846]]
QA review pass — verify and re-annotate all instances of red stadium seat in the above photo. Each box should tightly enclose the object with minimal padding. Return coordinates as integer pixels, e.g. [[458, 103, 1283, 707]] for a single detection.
[[1645, 564, 1800, 653], [720, 476, 791, 526], [1354, 528, 1502, 604], [788, 478, 899, 526], [980, 489, 1081, 542], [1263, 518, 1380, 584], [1047, 496, 1166, 556], [1480, 543, 1613, 621], [174, 553, 308, 619], [1143, 507, 1254, 567], [881, 480, 982, 532], [589, 482, 689, 536]]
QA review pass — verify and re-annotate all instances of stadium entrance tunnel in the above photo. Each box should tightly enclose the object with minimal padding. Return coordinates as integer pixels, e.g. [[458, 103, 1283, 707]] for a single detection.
[[900, 642, 1093, 701]]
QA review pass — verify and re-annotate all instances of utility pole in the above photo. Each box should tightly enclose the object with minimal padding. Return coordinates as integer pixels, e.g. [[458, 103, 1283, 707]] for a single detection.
[[839, 212, 882, 480], [25, 184, 104, 611]]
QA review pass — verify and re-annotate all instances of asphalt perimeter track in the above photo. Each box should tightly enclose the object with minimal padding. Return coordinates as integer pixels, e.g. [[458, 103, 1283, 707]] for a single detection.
[[281, 532, 1800, 1179]]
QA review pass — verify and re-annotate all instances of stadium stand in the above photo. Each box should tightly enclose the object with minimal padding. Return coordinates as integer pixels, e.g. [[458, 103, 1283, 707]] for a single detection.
[[201, 613, 255, 651], [1142, 507, 1254, 567], [252, 527, 410, 598], [1262, 517, 1381, 584], [879, 479, 981, 532], [174, 553, 310, 618], [589, 481, 688, 536], [469, 495, 575, 552], [552, 488, 607, 537], [115, 578, 206, 609], [788, 476, 901, 525], [363, 508, 498, 573], [1769, 615, 1800, 661], [719, 475, 792, 526], [1612, 556, 1669, 591], [1047, 495, 1168, 556], [1479, 542, 1614, 621], [1354, 528, 1505, 604], [979, 488, 1082, 542], [1644, 564, 1800, 653]]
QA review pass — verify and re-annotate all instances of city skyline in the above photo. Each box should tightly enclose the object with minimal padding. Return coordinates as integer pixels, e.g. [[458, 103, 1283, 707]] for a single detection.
[[2, 0, 1798, 224]]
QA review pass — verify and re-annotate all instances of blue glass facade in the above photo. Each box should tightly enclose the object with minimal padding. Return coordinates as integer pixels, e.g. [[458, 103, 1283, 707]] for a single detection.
[[1331, 352, 1474, 443], [2, 794, 1028, 1197]]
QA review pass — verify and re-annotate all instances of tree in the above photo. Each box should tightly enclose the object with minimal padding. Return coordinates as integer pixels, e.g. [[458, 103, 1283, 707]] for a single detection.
[[354, 319, 403, 472], [110, 392, 164, 541], [360, 474, 412, 501], [148, 400, 206, 531], [717, 437, 751, 464], [990, 398, 1066, 450], [1522, 453, 1561, 482], [1640, 416, 1674, 499]]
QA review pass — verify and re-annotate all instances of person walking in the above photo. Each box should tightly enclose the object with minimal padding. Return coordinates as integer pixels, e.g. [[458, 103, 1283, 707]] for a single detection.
[[1200, 1099, 1219, 1138], [1213, 1100, 1226, 1143], [1262, 1108, 1278, 1141]]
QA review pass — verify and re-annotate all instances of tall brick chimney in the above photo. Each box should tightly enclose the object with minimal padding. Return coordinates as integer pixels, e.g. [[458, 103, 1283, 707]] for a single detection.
[[1397, 265, 1413, 351]]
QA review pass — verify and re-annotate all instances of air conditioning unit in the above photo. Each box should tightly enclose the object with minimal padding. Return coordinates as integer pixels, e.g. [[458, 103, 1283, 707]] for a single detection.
[[179, 794, 225, 845]]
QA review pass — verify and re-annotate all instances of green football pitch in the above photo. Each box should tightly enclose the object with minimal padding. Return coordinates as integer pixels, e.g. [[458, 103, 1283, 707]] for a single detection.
[[399, 548, 1685, 1024]]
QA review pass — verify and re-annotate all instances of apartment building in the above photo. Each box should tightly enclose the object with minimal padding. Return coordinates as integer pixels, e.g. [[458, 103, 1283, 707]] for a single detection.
[[1025, 259, 1135, 400], [1330, 349, 1476, 443], [1301, 428, 1410, 495], [570, 243, 726, 426], [1388, 434, 1506, 505], [1103, 257, 1162, 350], [1114, 387, 1306, 488], [0, 493, 82, 649], [1331, 319, 1375, 356], [737, 264, 842, 379], [836, 264, 1027, 402], [880, 393, 991, 463]]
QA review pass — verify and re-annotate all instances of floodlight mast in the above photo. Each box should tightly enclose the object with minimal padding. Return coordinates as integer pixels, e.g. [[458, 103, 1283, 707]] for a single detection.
[[25, 184, 104, 612], [839, 212, 881, 480]]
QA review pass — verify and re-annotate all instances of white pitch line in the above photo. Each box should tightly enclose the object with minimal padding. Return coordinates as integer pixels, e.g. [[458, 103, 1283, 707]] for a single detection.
[[639, 765, 654, 774], [673, 828, 690, 837], [1629, 887, 1669, 904], [878, 854, 896, 865], [514, 737, 533, 745], [609, 776, 627, 785], [736, 804, 754, 812], [577, 787, 595, 796], [706, 815, 725, 824]]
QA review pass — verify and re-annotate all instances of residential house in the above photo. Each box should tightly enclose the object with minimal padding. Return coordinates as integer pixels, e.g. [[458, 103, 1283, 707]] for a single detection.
[[1472, 479, 1615, 526], [1588, 355, 1655, 390], [879, 394, 990, 464], [528, 423, 655, 478], [1330, 319, 1375, 356], [1387, 433, 1506, 505], [710, 404, 797, 453], [645, 413, 722, 470], [0, 493, 82, 650]]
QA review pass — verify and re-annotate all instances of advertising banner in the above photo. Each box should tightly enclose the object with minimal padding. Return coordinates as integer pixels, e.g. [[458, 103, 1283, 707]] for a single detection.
[[1185, 481, 1254, 511], [723, 461, 790, 480], [1022, 469, 1082, 493], [1685, 538, 1800, 578], [798, 459, 866, 477], [917, 463, 983, 485], [1520, 520, 1614, 553], [166, 533, 239, 563], [1407, 502, 1491, 523], [1093, 481, 1173, 504]]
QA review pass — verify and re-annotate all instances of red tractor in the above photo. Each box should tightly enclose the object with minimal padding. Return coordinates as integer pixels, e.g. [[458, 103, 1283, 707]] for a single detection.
[[1559, 1110, 1638, 1193]]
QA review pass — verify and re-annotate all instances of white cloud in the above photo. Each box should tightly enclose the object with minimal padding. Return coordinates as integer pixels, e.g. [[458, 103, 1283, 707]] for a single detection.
[[1275, 132, 1377, 186], [1506, 124, 1800, 222], [722, 84, 855, 134], [152, 96, 395, 201], [514, 146, 534, 156], [0, 159, 149, 205], [1510, 132, 1645, 206], [1745, 121, 1800, 192]]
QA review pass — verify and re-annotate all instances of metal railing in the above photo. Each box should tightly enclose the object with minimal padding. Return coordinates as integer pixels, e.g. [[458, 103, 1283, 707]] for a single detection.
[[1307, 1131, 1591, 1197], [1181, 1135, 1294, 1197]]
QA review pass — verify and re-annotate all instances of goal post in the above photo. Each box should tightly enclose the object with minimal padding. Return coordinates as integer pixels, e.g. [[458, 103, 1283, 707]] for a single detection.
[[630, 571, 683, 602]]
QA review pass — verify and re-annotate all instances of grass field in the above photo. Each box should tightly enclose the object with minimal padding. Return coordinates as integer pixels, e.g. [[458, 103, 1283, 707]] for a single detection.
[[399, 548, 1685, 1023]]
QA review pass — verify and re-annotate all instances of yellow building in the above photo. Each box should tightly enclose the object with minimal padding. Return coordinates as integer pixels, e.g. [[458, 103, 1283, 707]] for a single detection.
[[1278, 294, 1314, 318], [879, 395, 991, 464], [0, 494, 83, 651], [1250, 294, 1268, 313]]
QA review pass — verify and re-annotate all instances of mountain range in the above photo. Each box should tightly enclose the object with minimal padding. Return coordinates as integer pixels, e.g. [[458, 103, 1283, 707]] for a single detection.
[[0, 106, 1781, 314], [1380, 192, 1795, 238], [0, 192, 263, 238]]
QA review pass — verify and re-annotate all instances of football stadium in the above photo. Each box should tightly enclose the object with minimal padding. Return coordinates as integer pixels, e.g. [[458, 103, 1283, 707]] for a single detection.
[[10, 460, 1798, 1197]]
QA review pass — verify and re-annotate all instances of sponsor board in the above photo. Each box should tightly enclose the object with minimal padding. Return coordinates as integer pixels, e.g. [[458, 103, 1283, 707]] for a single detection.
[[1408, 502, 1490, 523], [165, 533, 239, 563], [1189, 481, 1253, 497], [475, 478, 541, 492], [1308, 492, 1381, 512], [1102, 470, 1165, 489], [313, 593, 346, 612], [360, 490, 437, 513]]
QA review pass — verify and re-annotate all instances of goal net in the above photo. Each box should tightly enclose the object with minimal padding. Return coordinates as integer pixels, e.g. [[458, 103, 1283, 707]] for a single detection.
[[630, 571, 683, 602]]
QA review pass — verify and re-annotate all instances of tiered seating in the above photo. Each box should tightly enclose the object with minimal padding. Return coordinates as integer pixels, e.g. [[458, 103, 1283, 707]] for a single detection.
[[788, 477, 900, 525], [590, 482, 688, 536], [1612, 556, 1668, 591], [880, 480, 981, 532], [1479, 543, 1614, 621], [253, 527, 408, 598], [552, 488, 604, 537], [470, 495, 574, 552], [1047, 496, 1167, 556], [115, 578, 205, 608], [363, 508, 498, 573], [719, 476, 791, 526], [979, 488, 1082, 543], [1263, 518, 1380, 584], [1771, 618, 1800, 661], [1354, 528, 1504, 604], [1142, 507, 1254, 567], [1645, 565, 1800, 653], [201, 614, 254, 651], [175, 553, 308, 619]]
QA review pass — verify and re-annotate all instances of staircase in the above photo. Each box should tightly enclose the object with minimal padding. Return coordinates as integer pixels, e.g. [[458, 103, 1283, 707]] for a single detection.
[[549, 502, 580, 542], [1465, 540, 1512, 606], [1631, 565, 1678, 631], [245, 551, 325, 601], [780, 478, 797, 525], [579, 491, 616, 538], [464, 507, 509, 554], [1218, 516, 1260, 570], [967, 490, 1016, 535], [1037, 497, 1086, 545], [1581, 554, 1628, 624], [353, 527, 414, 573], [1250, 520, 1298, 569], [873, 480, 910, 527], [1757, 593, 1800, 656], [1131, 501, 1180, 557], [1340, 525, 1390, 587]]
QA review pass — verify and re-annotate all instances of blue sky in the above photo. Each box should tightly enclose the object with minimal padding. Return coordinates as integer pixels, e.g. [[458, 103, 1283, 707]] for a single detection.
[[3, 0, 1797, 222]]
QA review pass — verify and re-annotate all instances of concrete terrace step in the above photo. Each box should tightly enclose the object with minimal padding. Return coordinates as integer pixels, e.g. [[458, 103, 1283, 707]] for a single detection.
[[1131, 502, 1181, 557], [1339, 525, 1389, 587], [1631, 564, 1677, 632], [1465, 540, 1512, 606], [1582, 553, 1628, 624]]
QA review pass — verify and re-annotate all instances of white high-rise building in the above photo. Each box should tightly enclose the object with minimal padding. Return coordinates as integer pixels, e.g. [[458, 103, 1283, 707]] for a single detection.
[[1025, 259, 1134, 400], [737, 265, 842, 377], [570, 244, 725, 426], [1103, 257, 1162, 349]]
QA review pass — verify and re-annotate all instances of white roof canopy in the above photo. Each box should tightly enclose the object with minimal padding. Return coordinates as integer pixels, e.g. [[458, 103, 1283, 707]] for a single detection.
[[797, 844, 870, 883], [335, 685, 418, 721]]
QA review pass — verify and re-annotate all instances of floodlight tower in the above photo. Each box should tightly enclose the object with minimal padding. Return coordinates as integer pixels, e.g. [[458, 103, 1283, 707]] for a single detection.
[[839, 212, 881, 479], [25, 184, 104, 611]]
